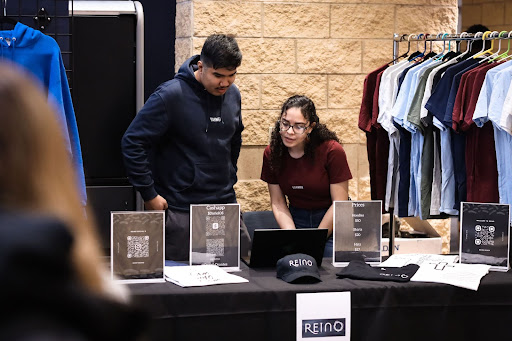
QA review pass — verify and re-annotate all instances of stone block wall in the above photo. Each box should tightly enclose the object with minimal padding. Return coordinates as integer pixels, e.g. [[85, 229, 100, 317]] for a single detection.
[[461, 0, 512, 32], [175, 0, 458, 213]]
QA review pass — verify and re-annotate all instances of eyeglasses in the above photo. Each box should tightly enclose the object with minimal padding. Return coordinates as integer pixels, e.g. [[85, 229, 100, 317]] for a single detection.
[[278, 120, 309, 134]]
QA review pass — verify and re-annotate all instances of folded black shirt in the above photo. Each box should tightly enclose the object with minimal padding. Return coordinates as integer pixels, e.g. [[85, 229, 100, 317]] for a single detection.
[[336, 260, 419, 282]]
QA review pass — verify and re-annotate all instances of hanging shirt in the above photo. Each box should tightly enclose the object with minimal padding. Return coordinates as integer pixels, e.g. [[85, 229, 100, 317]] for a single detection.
[[391, 61, 426, 216], [359, 64, 388, 132], [473, 60, 512, 127], [443, 62, 483, 127], [453, 63, 500, 204], [420, 57, 460, 121], [392, 61, 429, 127], [378, 59, 409, 134], [419, 58, 461, 217], [429, 128, 442, 215], [0, 23, 86, 205], [500, 82, 512, 134], [473, 61, 512, 215], [446, 61, 484, 211], [426, 58, 481, 126], [403, 59, 437, 218], [486, 65, 512, 210], [452, 63, 492, 131], [359, 64, 389, 205], [407, 61, 442, 130], [407, 61, 443, 218], [428, 58, 482, 211], [378, 60, 409, 211], [433, 116, 458, 215]]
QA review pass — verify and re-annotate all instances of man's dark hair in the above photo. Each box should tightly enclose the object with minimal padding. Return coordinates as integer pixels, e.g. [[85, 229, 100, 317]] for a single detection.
[[200, 34, 242, 70], [466, 24, 490, 34], [466, 24, 491, 53]]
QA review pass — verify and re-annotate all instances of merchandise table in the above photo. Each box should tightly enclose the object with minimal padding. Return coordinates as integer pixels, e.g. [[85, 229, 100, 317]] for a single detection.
[[129, 260, 512, 341]]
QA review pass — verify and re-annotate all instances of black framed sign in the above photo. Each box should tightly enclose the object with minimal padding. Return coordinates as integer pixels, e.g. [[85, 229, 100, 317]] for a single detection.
[[190, 204, 240, 271], [333, 201, 382, 266], [111, 211, 165, 283], [460, 202, 510, 272]]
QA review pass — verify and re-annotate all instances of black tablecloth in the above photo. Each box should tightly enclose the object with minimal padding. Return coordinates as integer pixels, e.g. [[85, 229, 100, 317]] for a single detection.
[[129, 260, 512, 341]]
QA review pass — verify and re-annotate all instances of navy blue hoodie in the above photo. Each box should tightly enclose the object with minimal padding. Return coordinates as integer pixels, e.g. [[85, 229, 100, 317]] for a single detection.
[[122, 55, 243, 211]]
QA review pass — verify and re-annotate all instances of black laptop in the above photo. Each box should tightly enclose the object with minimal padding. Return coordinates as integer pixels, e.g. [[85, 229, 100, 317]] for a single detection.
[[242, 228, 328, 268]]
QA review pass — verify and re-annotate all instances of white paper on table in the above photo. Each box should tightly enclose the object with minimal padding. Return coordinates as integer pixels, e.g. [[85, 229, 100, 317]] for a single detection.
[[380, 254, 459, 267], [410, 262, 491, 291], [164, 264, 248, 287]]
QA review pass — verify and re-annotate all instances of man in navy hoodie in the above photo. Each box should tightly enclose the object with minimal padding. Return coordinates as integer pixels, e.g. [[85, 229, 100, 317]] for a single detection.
[[122, 34, 248, 261]]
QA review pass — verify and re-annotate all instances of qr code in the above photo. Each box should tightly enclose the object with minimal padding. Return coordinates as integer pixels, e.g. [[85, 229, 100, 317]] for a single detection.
[[127, 235, 150, 258], [206, 238, 224, 256], [474, 225, 495, 246], [206, 215, 226, 236]]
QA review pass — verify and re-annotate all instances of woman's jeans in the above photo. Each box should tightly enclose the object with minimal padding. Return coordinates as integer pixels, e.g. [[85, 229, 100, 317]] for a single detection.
[[289, 205, 332, 258]]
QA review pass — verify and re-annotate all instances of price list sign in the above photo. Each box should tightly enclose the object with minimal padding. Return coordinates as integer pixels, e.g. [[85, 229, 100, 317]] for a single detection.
[[333, 201, 382, 267]]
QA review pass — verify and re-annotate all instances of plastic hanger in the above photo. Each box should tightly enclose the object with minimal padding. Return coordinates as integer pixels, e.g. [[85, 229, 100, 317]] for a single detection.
[[472, 31, 494, 59], [488, 31, 511, 63], [406, 34, 423, 61], [388, 34, 410, 64], [460, 32, 471, 54], [434, 33, 449, 61], [478, 31, 501, 63], [423, 33, 437, 59], [497, 31, 512, 62], [442, 34, 459, 61], [409, 34, 427, 61], [452, 32, 472, 62]]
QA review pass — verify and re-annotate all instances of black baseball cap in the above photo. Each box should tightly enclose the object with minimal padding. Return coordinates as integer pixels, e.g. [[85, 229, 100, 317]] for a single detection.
[[276, 253, 321, 284]]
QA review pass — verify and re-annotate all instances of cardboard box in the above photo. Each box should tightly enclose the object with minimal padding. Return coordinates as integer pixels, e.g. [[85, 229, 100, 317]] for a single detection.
[[382, 217, 442, 256]]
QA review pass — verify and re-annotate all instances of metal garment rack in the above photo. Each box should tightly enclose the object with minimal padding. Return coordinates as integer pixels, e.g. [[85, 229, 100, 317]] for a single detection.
[[392, 31, 512, 60]]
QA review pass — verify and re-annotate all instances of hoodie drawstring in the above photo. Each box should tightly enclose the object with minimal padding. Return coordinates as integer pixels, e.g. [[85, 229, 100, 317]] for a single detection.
[[11, 36, 15, 60], [0, 35, 16, 60], [205, 91, 210, 133]]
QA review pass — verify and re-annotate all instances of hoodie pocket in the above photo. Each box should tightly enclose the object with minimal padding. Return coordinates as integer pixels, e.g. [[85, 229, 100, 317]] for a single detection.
[[169, 164, 195, 192], [187, 163, 231, 193]]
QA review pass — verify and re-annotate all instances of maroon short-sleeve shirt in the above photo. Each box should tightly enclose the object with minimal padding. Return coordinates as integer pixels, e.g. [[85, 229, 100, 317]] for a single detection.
[[261, 140, 352, 210]]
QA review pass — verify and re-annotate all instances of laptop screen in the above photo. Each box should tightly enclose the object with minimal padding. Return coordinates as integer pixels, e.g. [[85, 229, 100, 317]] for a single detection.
[[243, 228, 327, 268]]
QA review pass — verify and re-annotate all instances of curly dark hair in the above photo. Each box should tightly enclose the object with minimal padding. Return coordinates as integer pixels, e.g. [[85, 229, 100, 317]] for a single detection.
[[269, 95, 339, 172]]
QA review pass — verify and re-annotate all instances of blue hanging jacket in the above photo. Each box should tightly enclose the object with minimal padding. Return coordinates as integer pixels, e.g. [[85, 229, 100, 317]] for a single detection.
[[0, 23, 86, 205]]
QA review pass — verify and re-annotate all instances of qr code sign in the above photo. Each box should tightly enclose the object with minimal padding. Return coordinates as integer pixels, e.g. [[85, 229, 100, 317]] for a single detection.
[[474, 225, 495, 246], [206, 239, 224, 256], [127, 235, 150, 258]]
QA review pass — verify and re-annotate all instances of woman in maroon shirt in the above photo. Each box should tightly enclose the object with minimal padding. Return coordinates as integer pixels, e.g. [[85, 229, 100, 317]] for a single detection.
[[261, 95, 352, 257]]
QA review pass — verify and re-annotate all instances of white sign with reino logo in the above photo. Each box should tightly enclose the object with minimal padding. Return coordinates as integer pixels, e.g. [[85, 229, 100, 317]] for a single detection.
[[296, 292, 351, 340]]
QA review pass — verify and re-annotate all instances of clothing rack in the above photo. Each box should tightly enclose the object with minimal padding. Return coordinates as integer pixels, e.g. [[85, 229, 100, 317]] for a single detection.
[[386, 31, 508, 255], [393, 31, 512, 42], [392, 31, 512, 61]]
